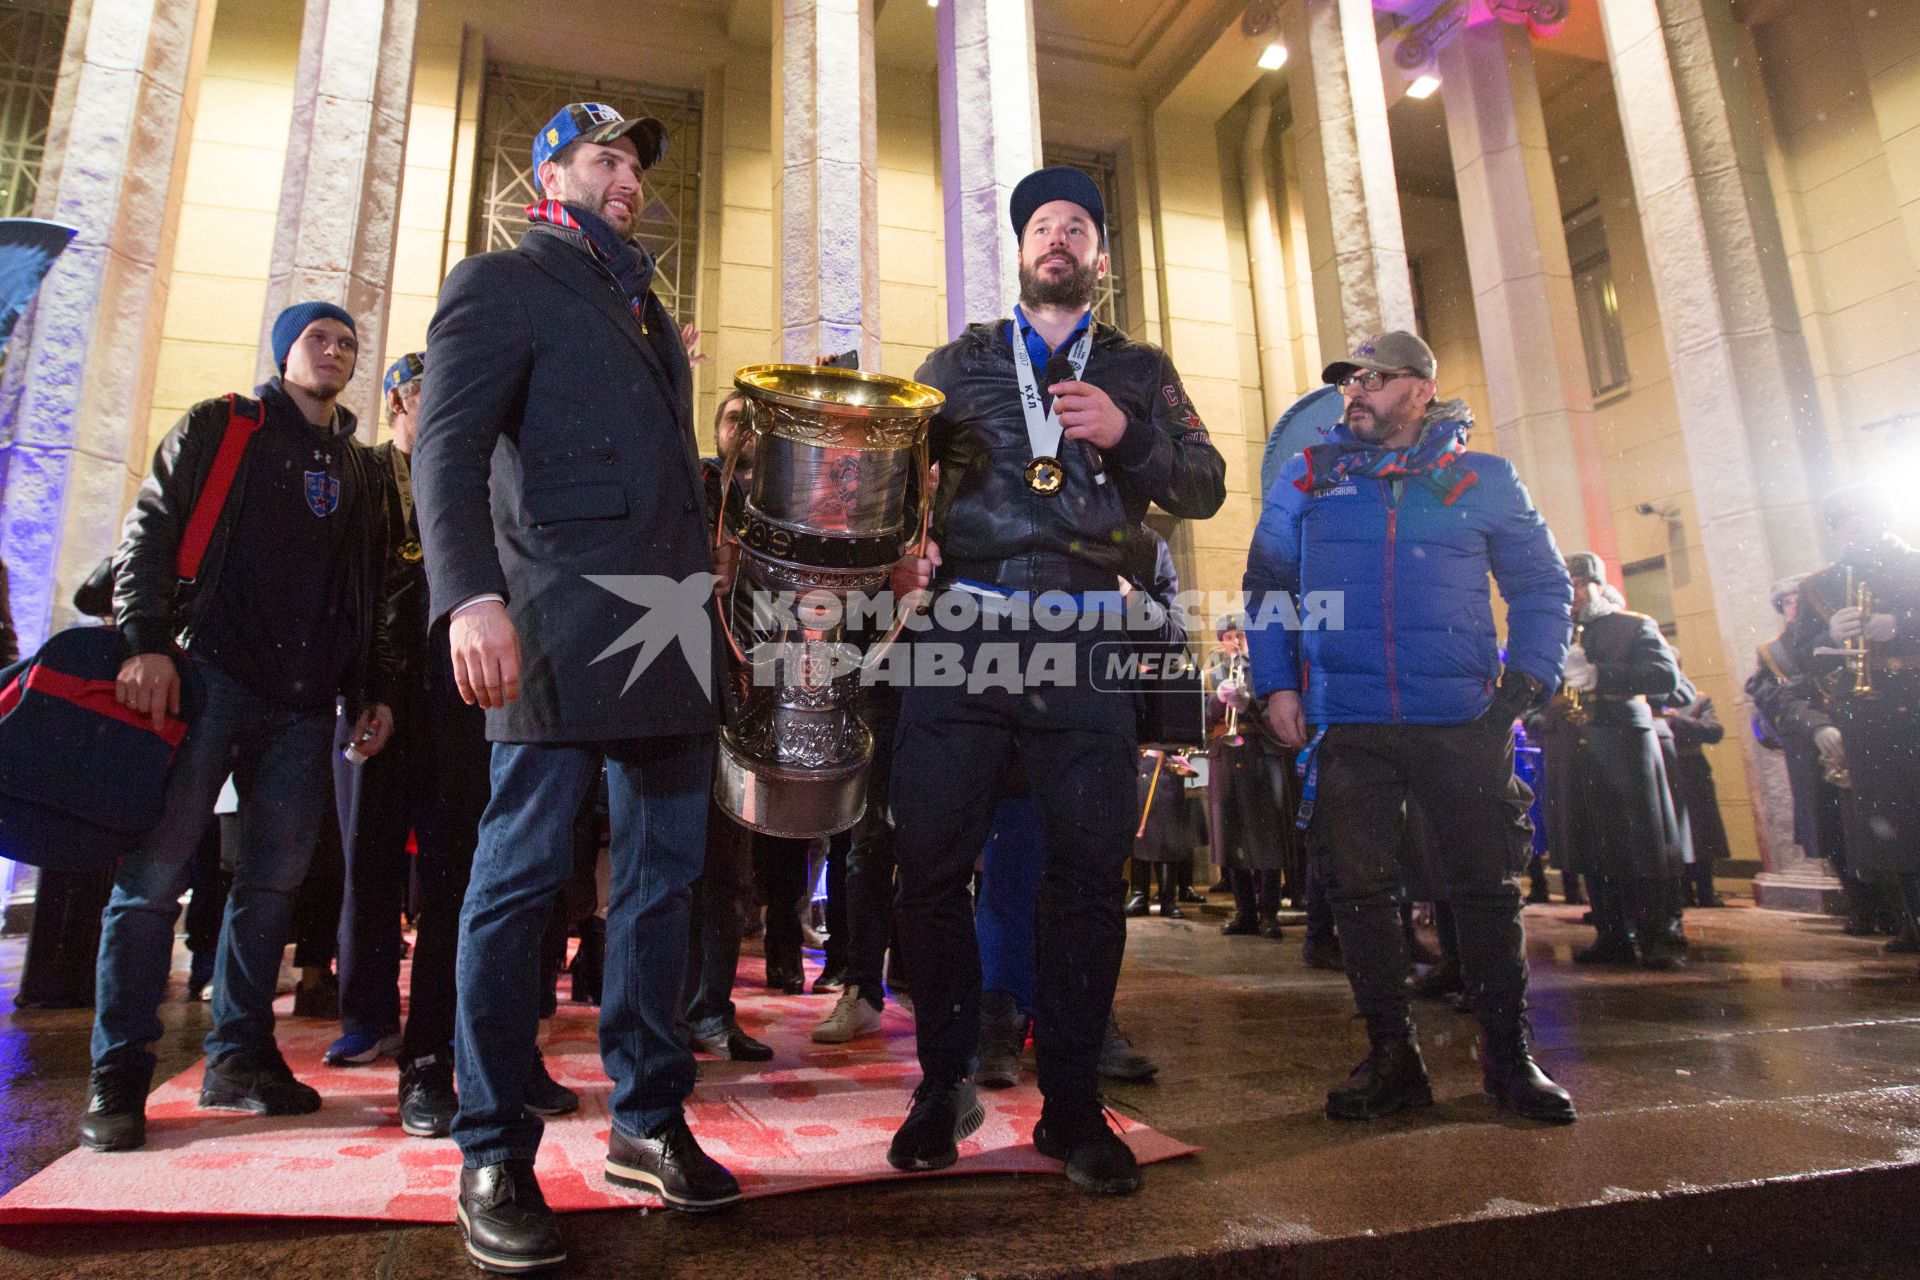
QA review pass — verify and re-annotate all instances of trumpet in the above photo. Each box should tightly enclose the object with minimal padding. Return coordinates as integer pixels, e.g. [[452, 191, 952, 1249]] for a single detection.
[[1556, 623, 1590, 725], [1847, 568, 1876, 698], [1209, 653, 1251, 745]]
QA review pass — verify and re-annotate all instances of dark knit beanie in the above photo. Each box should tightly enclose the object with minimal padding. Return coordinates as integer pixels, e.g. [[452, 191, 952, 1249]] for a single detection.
[[271, 300, 357, 372]]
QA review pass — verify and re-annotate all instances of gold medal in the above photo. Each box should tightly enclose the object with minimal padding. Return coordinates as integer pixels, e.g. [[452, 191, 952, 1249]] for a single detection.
[[399, 538, 424, 563], [1025, 455, 1065, 496]]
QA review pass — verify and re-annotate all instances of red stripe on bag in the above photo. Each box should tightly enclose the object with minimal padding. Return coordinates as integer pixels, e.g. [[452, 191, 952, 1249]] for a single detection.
[[175, 394, 265, 581], [24, 665, 188, 747], [0, 674, 21, 719]]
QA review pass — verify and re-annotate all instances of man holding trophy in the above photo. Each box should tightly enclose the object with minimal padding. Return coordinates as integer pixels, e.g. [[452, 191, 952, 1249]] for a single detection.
[[886, 166, 1226, 1195]]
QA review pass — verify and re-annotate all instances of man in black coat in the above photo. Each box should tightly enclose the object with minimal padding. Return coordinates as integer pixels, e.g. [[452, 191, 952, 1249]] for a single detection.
[[411, 102, 735, 1273], [888, 166, 1226, 1196], [1531, 554, 1685, 969]]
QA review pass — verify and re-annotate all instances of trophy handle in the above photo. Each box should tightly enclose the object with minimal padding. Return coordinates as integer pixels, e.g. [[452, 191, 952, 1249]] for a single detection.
[[859, 436, 934, 671], [713, 401, 757, 667]]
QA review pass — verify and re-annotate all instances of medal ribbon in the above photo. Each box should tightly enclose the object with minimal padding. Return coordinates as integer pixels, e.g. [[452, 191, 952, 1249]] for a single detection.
[[1009, 319, 1093, 476]]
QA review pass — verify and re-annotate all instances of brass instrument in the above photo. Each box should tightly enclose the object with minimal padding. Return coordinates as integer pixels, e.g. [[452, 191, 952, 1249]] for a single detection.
[[1207, 652, 1251, 746], [1846, 568, 1876, 698], [1556, 623, 1590, 725]]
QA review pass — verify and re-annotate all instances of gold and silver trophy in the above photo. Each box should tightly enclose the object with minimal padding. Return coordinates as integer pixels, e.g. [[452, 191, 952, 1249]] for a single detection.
[[712, 363, 941, 837]]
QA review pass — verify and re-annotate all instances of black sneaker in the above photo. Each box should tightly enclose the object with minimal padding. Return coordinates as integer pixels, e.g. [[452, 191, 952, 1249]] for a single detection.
[[1033, 1100, 1141, 1195], [605, 1114, 742, 1210], [1325, 1035, 1433, 1121], [1300, 937, 1345, 971], [887, 1076, 984, 1172], [398, 1054, 459, 1139], [457, 1160, 566, 1274], [79, 1059, 154, 1152], [522, 1052, 579, 1117], [199, 1045, 322, 1115], [812, 968, 848, 994], [1221, 915, 1260, 936]]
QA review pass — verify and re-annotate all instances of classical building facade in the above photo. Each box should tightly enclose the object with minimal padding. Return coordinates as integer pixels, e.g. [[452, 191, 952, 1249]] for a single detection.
[[1, 0, 1916, 911]]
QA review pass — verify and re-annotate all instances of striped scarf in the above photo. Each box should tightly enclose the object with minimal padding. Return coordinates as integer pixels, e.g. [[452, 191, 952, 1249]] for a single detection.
[[524, 199, 649, 321], [1295, 404, 1479, 506]]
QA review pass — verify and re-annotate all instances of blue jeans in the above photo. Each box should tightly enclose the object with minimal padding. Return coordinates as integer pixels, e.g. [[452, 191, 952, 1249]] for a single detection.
[[452, 734, 711, 1168], [93, 658, 335, 1069], [976, 796, 1046, 1015]]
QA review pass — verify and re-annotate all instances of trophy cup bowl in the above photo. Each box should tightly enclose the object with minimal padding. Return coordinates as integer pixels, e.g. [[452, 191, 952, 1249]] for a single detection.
[[713, 363, 942, 837]]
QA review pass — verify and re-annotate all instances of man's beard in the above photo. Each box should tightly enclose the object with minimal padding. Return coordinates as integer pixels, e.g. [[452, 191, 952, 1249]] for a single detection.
[[1019, 255, 1098, 311]]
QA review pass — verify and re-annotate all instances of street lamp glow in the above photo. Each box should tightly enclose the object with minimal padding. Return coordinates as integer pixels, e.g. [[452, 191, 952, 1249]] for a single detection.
[[1406, 74, 1441, 99], [1258, 43, 1288, 70]]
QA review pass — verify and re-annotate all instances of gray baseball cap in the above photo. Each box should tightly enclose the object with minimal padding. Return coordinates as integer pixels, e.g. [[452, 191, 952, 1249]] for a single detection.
[[1322, 330, 1437, 385]]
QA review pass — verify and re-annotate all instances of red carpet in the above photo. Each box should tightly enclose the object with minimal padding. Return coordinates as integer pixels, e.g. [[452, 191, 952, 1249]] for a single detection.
[[0, 959, 1196, 1224]]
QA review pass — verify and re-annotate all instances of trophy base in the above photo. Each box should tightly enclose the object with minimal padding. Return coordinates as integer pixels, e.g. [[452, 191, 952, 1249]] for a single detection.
[[714, 730, 870, 838]]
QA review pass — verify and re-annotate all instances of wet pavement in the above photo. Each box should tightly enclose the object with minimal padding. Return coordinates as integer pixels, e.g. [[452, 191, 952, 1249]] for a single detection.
[[2, 899, 1918, 1279]]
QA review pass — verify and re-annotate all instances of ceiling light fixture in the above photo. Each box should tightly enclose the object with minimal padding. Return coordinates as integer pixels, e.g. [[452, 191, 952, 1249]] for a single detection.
[[1257, 43, 1288, 70], [1406, 74, 1441, 99]]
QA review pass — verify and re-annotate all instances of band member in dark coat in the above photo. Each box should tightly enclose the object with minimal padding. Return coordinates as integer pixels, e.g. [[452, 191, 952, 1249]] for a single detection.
[[1205, 616, 1299, 938], [1665, 689, 1730, 909], [1748, 576, 1863, 929], [1130, 747, 1196, 917], [412, 102, 736, 1271], [1530, 553, 1686, 969], [1783, 485, 1920, 963]]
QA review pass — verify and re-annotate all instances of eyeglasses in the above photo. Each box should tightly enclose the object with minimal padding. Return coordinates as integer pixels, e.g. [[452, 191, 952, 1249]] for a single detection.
[[1337, 369, 1419, 393]]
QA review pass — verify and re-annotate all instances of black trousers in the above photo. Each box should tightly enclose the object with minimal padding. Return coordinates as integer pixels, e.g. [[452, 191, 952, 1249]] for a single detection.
[[1311, 718, 1534, 1038], [842, 686, 901, 1005], [685, 800, 751, 1036], [336, 643, 491, 1056], [754, 834, 809, 975], [890, 616, 1135, 1106]]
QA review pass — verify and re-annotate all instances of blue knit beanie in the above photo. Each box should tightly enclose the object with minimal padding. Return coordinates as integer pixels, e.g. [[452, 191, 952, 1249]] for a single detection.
[[271, 301, 357, 372]]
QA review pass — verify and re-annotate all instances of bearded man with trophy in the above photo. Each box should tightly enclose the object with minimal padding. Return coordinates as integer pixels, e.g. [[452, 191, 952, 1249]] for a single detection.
[[884, 166, 1226, 1196]]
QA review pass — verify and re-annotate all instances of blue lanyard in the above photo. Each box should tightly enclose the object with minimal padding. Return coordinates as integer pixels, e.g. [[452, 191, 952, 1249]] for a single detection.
[[1293, 726, 1328, 831]]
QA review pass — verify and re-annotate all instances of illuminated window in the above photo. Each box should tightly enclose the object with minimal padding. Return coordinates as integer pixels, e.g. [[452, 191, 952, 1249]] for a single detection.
[[1623, 556, 1678, 637], [473, 63, 703, 327], [1566, 203, 1630, 397], [1041, 144, 1128, 331], [0, 0, 64, 220]]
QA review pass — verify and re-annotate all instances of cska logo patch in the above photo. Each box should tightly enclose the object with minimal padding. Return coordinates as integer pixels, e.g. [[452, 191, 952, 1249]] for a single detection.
[[304, 470, 341, 518], [1162, 385, 1181, 408]]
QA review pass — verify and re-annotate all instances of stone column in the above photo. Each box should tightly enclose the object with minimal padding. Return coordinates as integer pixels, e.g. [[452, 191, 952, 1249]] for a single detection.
[[1600, 0, 1836, 909], [1437, 21, 1618, 572], [772, 0, 880, 370], [0, 0, 214, 653], [1285, 0, 1417, 354], [936, 0, 1040, 337], [254, 0, 419, 435]]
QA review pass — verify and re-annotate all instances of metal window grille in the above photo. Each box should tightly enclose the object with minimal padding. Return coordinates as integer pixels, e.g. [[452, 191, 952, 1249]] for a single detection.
[[0, 0, 67, 221], [472, 62, 703, 327], [1041, 143, 1127, 331]]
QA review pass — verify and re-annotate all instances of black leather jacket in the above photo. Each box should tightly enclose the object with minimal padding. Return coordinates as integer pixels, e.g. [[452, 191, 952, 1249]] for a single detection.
[[914, 320, 1226, 593], [111, 384, 400, 708]]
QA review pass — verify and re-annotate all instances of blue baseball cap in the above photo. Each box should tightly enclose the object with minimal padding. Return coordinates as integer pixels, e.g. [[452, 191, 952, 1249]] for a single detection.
[[383, 351, 424, 397], [1009, 166, 1106, 241], [532, 103, 668, 191]]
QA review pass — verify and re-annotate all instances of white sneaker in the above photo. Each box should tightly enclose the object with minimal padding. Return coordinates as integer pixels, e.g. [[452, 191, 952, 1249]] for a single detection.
[[811, 986, 884, 1044]]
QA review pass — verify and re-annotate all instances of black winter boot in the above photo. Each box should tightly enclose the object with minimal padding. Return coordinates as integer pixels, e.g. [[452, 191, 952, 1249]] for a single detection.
[[1326, 1035, 1433, 1120], [1479, 1018, 1576, 1123]]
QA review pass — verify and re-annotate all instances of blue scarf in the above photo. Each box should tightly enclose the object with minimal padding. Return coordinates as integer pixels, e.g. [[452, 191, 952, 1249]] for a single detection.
[[1296, 412, 1479, 506]]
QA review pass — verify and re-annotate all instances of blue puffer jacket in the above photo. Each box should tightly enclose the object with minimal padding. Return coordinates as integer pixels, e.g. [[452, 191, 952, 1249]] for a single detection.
[[1243, 401, 1572, 726]]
